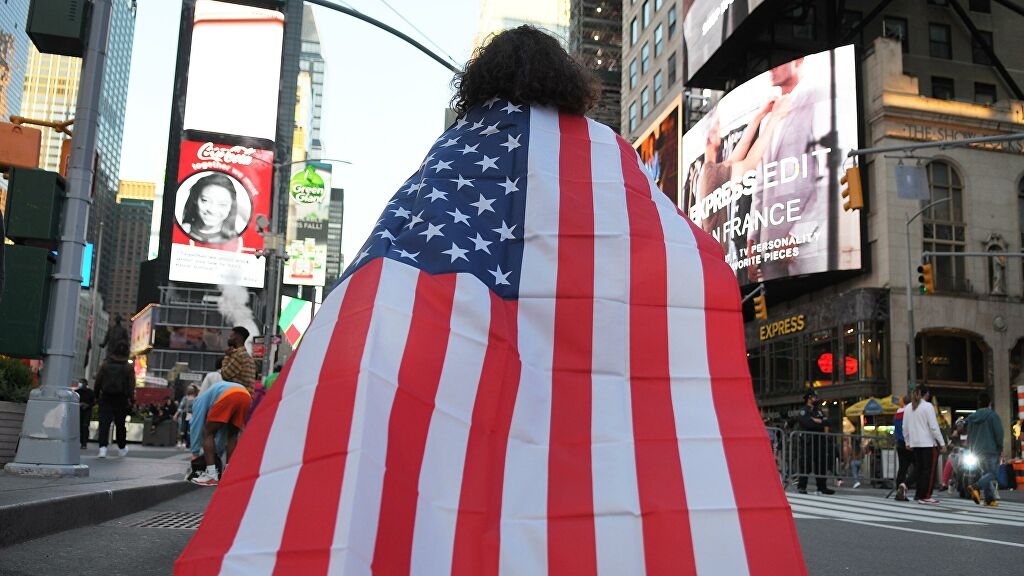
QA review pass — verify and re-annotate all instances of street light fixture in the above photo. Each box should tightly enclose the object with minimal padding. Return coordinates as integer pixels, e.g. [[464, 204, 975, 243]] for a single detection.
[[905, 197, 951, 393]]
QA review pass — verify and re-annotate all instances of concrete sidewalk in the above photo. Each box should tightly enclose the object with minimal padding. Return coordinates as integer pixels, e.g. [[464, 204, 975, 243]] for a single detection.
[[0, 444, 197, 548]]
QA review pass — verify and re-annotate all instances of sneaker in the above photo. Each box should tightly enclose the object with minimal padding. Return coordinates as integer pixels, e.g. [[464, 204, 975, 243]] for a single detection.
[[797, 489, 808, 494], [852, 482, 861, 489], [968, 485, 981, 505], [98, 447, 107, 458], [819, 488, 835, 495], [191, 471, 219, 486], [118, 446, 129, 457], [918, 498, 940, 504], [984, 500, 999, 507]]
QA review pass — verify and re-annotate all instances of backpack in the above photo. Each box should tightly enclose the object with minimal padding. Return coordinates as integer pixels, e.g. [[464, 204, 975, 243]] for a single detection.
[[99, 361, 131, 396]]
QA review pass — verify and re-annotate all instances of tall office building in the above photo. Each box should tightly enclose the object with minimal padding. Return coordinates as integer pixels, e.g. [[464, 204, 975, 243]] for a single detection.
[[624, 1, 1024, 443], [569, 1, 622, 132], [19, 0, 136, 311], [109, 192, 153, 322], [0, 0, 31, 203], [474, 0, 570, 48], [299, 4, 325, 160]]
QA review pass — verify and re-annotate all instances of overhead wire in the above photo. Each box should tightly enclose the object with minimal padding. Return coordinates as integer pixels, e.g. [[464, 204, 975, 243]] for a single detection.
[[370, 0, 462, 67]]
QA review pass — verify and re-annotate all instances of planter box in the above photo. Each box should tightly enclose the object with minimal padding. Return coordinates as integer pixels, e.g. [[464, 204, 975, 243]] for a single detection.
[[0, 401, 27, 466]]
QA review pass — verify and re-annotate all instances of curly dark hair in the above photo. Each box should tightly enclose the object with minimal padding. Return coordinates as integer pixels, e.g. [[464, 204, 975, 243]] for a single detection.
[[451, 26, 599, 116]]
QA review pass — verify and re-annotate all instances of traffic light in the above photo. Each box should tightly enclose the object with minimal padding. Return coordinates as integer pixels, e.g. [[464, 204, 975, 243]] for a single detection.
[[753, 294, 768, 321], [840, 166, 864, 211], [917, 262, 935, 294]]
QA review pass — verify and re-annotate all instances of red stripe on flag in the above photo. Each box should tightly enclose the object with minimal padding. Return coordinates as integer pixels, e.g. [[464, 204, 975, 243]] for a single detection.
[[690, 215, 806, 573], [372, 272, 458, 575], [175, 330, 303, 575], [617, 137, 697, 574], [547, 114, 598, 574], [451, 296, 521, 576], [272, 259, 385, 575]]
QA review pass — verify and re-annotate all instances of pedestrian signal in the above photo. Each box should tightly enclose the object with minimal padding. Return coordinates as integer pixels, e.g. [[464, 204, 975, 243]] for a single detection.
[[917, 263, 934, 294], [753, 294, 768, 321], [840, 166, 863, 211]]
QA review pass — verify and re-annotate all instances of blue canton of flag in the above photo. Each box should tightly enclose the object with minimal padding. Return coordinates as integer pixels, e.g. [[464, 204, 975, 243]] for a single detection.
[[344, 98, 529, 299]]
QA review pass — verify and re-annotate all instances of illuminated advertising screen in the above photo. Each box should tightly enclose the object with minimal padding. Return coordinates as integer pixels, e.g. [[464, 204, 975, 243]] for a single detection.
[[681, 45, 860, 286], [283, 162, 332, 286], [683, 0, 769, 82], [169, 139, 273, 287], [634, 103, 680, 205]]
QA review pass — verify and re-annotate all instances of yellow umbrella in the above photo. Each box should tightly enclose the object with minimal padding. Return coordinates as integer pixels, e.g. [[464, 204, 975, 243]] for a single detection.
[[845, 396, 900, 417]]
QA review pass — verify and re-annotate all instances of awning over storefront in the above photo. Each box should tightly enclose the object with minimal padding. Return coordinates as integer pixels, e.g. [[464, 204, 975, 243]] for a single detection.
[[845, 395, 900, 417]]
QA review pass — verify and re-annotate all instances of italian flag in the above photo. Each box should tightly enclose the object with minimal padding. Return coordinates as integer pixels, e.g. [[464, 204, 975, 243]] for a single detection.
[[278, 295, 313, 346]]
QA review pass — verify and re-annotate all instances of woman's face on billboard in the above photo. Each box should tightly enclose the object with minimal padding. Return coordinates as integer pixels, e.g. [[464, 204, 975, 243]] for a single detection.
[[196, 184, 233, 230]]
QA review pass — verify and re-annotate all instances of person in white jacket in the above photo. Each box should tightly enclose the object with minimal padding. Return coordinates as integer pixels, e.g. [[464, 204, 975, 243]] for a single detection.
[[903, 386, 947, 503]]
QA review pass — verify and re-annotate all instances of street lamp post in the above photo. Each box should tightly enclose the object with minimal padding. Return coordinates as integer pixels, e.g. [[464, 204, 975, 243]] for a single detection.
[[905, 197, 951, 393]]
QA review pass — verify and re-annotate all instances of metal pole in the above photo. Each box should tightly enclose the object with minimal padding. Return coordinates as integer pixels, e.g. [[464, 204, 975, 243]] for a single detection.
[[6, 0, 112, 476], [905, 197, 951, 393], [849, 132, 1024, 158]]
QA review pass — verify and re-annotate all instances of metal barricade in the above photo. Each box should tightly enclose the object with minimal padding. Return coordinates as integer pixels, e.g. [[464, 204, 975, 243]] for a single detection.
[[765, 426, 786, 482], [783, 430, 897, 491]]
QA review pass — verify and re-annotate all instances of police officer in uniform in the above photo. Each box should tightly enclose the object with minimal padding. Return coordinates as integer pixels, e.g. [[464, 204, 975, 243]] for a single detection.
[[797, 390, 835, 495]]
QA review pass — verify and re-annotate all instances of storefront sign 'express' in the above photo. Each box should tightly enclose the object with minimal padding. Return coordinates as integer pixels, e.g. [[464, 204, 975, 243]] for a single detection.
[[759, 314, 806, 341]]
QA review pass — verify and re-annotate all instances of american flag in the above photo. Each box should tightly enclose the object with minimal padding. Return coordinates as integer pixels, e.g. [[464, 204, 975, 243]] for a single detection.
[[176, 101, 805, 575]]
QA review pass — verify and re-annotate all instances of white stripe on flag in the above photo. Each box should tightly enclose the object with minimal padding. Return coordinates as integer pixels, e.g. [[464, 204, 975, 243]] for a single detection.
[[654, 176, 750, 575], [499, 105, 560, 576], [220, 279, 349, 575], [409, 273, 491, 575], [587, 118, 647, 576], [328, 259, 419, 576]]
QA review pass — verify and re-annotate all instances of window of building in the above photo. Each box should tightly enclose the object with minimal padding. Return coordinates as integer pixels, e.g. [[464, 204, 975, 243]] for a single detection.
[[667, 51, 677, 85], [972, 30, 993, 65], [974, 82, 996, 104], [631, 17, 638, 46], [923, 160, 966, 293], [654, 24, 664, 56], [668, 4, 677, 38], [641, 42, 650, 73], [883, 16, 909, 52], [970, 0, 991, 12], [932, 76, 955, 99], [655, 0, 663, 10], [629, 58, 638, 89], [643, 1, 650, 28], [840, 10, 864, 47], [629, 101, 638, 132], [915, 332, 986, 388], [654, 70, 664, 104], [641, 86, 650, 118], [789, 3, 816, 40], [929, 23, 952, 59]]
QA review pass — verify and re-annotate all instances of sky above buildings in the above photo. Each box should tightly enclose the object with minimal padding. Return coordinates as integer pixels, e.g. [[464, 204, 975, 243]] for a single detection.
[[120, 0, 480, 266]]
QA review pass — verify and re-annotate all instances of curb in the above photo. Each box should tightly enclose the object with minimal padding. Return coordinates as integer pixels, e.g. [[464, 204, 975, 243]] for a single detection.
[[0, 480, 198, 548]]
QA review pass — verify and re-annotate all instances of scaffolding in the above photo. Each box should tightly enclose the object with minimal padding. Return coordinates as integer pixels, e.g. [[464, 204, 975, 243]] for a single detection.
[[568, 0, 622, 132]]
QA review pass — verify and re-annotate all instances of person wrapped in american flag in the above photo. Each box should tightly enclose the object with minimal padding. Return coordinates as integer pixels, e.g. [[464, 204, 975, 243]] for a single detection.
[[176, 25, 806, 576]]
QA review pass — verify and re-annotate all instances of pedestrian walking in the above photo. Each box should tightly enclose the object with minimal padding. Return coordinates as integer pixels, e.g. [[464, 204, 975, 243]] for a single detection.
[[73, 378, 95, 449], [894, 394, 912, 500], [220, 326, 256, 391], [93, 342, 136, 458], [797, 390, 835, 495], [188, 381, 251, 486], [903, 387, 946, 504], [175, 384, 198, 449], [966, 391, 1004, 507]]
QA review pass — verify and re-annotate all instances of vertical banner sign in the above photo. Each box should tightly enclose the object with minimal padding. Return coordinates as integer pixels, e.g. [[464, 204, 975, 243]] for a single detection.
[[681, 45, 861, 285], [284, 162, 332, 285], [169, 140, 273, 287]]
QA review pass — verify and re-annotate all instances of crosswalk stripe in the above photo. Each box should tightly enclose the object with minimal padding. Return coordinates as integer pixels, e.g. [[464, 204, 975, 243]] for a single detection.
[[787, 493, 1024, 527]]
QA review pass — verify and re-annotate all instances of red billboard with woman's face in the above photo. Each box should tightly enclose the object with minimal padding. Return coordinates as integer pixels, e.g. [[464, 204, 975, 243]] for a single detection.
[[169, 139, 273, 287]]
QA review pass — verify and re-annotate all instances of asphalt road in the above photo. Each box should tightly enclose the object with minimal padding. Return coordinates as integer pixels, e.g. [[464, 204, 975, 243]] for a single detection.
[[1, 488, 1021, 575]]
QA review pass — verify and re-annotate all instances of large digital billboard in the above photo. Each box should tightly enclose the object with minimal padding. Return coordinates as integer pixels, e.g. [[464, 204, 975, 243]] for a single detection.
[[283, 162, 332, 286], [635, 101, 680, 205], [683, 0, 770, 82], [681, 45, 860, 285]]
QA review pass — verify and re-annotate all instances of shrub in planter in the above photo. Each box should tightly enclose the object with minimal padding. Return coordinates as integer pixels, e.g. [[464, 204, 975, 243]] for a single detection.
[[0, 357, 34, 403]]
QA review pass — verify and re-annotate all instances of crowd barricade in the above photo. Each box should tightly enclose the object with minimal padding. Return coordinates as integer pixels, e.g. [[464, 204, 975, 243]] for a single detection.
[[780, 430, 898, 491]]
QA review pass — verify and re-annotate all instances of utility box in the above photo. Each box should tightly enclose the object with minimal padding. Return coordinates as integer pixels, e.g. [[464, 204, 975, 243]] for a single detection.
[[27, 0, 89, 57], [4, 168, 65, 250], [0, 245, 54, 358]]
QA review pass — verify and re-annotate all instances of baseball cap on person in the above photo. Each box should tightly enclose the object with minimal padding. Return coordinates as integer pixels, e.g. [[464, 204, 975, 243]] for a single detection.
[[802, 391, 818, 401]]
